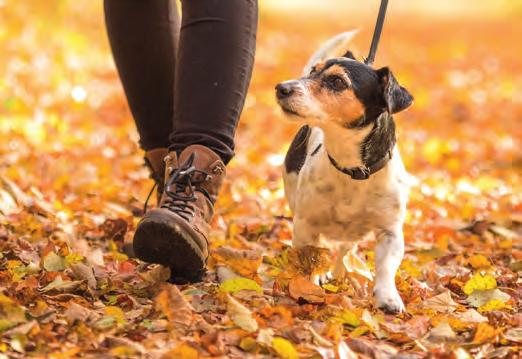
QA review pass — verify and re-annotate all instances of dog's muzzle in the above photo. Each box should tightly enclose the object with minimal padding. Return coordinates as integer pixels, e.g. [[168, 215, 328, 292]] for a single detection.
[[275, 80, 300, 100]]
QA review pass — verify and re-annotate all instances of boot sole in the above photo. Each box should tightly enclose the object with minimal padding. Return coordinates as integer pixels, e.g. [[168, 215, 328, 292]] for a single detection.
[[133, 210, 206, 283]]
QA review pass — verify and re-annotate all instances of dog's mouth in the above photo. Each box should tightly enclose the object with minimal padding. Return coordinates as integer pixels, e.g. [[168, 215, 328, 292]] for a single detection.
[[279, 103, 304, 118]]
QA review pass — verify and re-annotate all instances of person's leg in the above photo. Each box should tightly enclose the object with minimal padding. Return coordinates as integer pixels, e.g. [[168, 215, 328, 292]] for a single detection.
[[133, 0, 258, 283], [104, 0, 179, 150], [170, 0, 258, 164], [104, 0, 180, 200]]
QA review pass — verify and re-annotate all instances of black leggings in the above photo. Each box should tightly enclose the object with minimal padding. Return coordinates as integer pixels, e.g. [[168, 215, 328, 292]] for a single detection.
[[104, 0, 258, 164]]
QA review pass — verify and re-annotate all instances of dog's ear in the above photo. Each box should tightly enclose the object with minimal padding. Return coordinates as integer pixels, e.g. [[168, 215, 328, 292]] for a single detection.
[[302, 30, 358, 76], [376, 67, 413, 114], [342, 50, 356, 60]]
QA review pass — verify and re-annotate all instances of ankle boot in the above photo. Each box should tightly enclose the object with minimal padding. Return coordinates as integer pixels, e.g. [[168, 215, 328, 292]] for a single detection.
[[133, 145, 225, 282]]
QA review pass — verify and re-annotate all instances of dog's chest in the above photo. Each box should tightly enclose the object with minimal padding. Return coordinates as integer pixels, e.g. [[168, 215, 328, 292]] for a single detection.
[[298, 154, 378, 227], [284, 126, 408, 239]]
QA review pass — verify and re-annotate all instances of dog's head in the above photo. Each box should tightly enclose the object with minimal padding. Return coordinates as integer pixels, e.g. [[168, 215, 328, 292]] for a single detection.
[[276, 48, 413, 128]]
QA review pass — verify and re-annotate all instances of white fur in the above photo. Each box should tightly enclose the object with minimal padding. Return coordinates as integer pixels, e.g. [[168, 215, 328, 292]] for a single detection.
[[302, 30, 359, 76], [284, 127, 410, 313]]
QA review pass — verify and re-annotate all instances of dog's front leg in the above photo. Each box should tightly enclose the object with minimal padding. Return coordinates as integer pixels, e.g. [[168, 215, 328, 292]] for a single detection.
[[292, 215, 320, 248], [373, 226, 405, 313]]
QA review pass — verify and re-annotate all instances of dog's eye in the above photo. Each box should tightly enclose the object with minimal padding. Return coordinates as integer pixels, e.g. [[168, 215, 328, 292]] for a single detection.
[[327, 76, 348, 91]]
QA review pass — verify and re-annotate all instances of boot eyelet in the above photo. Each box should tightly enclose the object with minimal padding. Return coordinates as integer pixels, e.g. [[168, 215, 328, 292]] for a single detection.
[[212, 166, 223, 174]]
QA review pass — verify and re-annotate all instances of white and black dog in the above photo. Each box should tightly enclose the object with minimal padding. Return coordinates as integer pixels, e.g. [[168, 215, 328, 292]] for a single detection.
[[276, 32, 414, 313]]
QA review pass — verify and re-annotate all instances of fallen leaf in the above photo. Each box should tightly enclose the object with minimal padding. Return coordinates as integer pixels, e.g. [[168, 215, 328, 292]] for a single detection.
[[70, 262, 97, 289], [427, 322, 457, 343], [64, 302, 92, 323], [342, 244, 373, 281], [422, 290, 458, 312], [288, 276, 325, 303], [463, 273, 497, 295], [457, 309, 488, 323], [473, 323, 499, 344], [333, 310, 360, 327], [503, 328, 522, 343], [478, 299, 509, 313], [226, 295, 258, 333], [164, 343, 199, 359], [467, 255, 491, 269], [155, 284, 194, 332], [272, 337, 298, 359], [219, 277, 263, 294], [467, 289, 510, 308], [140, 265, 171, 284], [212, 247, 262, 278], [42, 252, 66, 272], [39, 276, 82, 293]]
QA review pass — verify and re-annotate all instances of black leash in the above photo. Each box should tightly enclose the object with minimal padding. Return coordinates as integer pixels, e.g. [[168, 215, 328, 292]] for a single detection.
[[364, 0, 389, 66]]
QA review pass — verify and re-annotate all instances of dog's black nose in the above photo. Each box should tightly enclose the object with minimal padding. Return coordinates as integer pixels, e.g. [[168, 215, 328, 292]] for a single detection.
[[276, 82, 295, 99]]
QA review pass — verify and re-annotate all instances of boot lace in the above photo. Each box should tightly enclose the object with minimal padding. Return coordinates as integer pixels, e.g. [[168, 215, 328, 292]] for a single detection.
[[162, 153, 210, 221]]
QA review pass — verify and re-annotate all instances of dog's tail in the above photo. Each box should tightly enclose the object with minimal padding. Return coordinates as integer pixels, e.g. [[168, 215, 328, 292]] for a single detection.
[[302, 30, 359, 77]]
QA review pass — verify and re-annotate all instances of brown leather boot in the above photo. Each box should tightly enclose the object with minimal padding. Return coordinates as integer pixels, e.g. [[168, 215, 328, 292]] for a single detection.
[[133, 145, 226, 282], [143, 148, 169, 205]]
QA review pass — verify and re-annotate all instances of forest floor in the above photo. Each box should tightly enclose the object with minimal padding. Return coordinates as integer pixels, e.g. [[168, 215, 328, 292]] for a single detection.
[[0, 2, 520, 358]]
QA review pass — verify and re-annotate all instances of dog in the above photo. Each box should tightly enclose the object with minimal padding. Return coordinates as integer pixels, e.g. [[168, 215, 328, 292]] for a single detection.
[[275, 32, 413, 313]]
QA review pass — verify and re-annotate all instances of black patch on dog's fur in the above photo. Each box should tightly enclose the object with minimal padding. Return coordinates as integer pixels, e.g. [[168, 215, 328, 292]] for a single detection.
[[315, 59, 412, 167], [376, 67, 414, 114], [360, 112, 396, 166], [311, 144, 322, 156], [285, 125, 311, 174]]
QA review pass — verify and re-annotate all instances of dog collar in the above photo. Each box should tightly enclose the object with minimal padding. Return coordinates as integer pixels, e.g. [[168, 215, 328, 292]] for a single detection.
[[327, 145, 394, 180]]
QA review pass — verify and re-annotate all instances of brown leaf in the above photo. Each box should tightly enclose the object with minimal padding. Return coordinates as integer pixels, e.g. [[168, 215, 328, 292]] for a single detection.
[[212, 246, 262, 278], [288, 276, 325, 303], [155, 284, 195, 333], [64, 302, 93, 324], [70, 262, 97, 289], [422, 290, 458, 313]]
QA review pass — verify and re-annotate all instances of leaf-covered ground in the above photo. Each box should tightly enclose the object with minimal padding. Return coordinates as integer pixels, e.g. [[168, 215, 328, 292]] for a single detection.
[[0, 1, 520, 358]]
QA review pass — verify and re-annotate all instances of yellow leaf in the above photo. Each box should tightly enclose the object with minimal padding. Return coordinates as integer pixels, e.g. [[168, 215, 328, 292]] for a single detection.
[[219, 277, 263, 294], [239, 336, 258, 352], [400, 259, 422, 279], [333, 310, 360, 327], [462, 273, 496, 295], [48, 347, 81, 359], [166, 343, 199, 359], [473, 323, 498, 344], [104, 306, 125, 324], [272, 337, 298, 359], [322, 283, 339, 293], [350, 326, 369, 338], [467, 255, 491, 269], [478, 299, 508, 313]]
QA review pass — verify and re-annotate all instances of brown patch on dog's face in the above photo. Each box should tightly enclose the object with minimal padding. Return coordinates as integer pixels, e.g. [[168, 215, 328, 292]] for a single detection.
[[307, 65, 365, 127], [310, 61, 326, 75], [275, 62, 365, 126]]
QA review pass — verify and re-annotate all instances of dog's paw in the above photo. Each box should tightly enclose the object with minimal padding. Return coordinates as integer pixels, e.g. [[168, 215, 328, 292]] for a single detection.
[[374, 287, 405, 314], [312, 272, 332, 286]]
